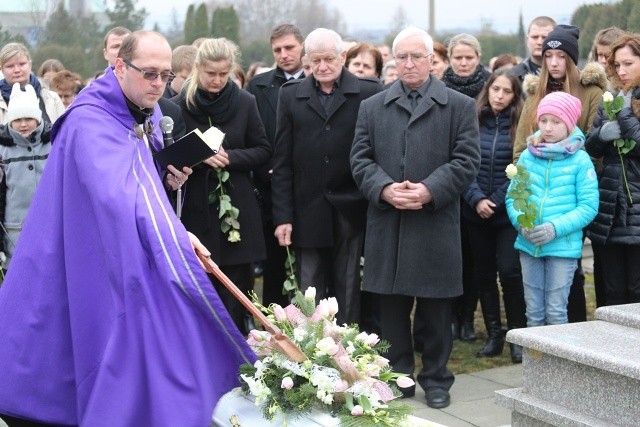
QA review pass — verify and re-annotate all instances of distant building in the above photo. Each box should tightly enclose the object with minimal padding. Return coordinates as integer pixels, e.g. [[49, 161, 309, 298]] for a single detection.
[[1, 0, 106, 45]]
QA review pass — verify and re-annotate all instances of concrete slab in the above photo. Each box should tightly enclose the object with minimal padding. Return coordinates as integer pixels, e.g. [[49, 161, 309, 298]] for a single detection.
[[405, 364, 523, 427]]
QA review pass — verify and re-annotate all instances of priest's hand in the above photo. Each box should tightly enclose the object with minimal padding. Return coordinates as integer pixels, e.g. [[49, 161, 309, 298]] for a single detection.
[[189, 232, 211, 268], [166, 165, 192, 191]]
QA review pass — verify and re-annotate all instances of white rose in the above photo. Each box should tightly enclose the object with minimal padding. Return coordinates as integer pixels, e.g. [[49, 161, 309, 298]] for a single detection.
[[317, 299, 331, 318], [316, 336, 340, 355], [293, 327, 307, 342], [603, 91, 614, 103], [326, 297, 339, 317], [304, 287, 316, 300], [505, 163, 518, 179]]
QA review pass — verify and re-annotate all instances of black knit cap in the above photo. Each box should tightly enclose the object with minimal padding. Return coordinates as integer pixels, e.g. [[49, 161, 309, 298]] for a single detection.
[[542, 24, 580, 65]]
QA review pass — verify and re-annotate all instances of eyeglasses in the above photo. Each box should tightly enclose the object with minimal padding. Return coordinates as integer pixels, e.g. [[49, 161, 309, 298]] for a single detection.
[[394, 53, 432, 64], [123, 60, 175, 82]]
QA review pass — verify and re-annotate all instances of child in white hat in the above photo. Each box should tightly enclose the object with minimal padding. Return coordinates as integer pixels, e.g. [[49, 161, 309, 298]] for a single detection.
[[0, 83, 51, 268]]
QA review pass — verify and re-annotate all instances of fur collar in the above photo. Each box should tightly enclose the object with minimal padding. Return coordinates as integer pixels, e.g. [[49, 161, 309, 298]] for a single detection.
[[522, 62, 607, 96]]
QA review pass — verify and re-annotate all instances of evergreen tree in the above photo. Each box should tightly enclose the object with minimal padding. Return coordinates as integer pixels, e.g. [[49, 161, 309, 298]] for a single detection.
[[0, 25, 27, 48], [184, 4, 196, 44], [211, 6, 240, 44], [517, 10, 526, 58], [194, 3, 210, 40], [105, 0, 147, 31], [40, 3, 77, 46]]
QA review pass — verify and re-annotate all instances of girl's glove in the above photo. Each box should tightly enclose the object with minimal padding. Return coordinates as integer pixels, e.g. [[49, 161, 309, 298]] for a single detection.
[[520, 226, 536, 244], [529, 223, 556, 245]]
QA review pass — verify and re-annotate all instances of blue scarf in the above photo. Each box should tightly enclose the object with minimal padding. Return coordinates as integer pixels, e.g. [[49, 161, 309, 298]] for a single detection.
[[0, 73, 42, 103]]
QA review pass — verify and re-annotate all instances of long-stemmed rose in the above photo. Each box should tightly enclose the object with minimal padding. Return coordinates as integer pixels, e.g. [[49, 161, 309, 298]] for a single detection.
[[602, 91, 635, 204], [208, 168, 241, 242], [506, 163, 538, 229]]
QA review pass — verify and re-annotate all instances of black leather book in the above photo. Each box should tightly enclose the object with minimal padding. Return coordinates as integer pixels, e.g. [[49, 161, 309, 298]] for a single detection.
[[154, 126, 225, 169]]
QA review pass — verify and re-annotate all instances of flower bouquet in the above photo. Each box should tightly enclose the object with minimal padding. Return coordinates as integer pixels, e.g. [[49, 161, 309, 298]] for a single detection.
[[506, 163, 537, 229], [239, 287, 415, 427]]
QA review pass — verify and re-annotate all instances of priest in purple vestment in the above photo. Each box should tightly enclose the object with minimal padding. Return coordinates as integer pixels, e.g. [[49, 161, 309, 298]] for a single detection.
[[0, 31, 256, 427]]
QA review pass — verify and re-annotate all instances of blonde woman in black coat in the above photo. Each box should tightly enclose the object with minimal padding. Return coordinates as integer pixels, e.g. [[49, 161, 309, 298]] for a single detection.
[[173, 38, 271, 334]]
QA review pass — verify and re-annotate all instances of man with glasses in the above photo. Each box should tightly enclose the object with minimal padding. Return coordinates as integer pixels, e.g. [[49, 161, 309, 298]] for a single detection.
[[0, 31, 255, 426], [350, 26, 480, 409], [271, 28, 381, 326], [103, 26, 185, 140]]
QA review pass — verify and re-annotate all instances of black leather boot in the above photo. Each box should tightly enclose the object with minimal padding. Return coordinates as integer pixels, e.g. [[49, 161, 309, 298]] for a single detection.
[[510, 343, 523, 363], [502, 280, 527, 363], [459, 300, 477, 342], [476, 290, 503, 357]]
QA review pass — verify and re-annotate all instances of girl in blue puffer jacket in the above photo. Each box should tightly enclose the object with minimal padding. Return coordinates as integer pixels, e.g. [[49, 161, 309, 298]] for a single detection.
[[506, 92, 599, 327]]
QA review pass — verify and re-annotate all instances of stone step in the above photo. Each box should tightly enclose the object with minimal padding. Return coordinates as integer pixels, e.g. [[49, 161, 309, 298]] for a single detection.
[[495, 388, 618, 427], [503, 321, 640, 425], [595, 303, 640, 330]]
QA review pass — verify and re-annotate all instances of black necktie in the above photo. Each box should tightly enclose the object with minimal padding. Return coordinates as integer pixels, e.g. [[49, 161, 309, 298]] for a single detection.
[[409, 90, 420, 111]]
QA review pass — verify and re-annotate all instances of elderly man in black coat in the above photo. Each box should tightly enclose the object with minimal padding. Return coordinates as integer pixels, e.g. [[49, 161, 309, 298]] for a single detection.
[[350, 26, 481, 409], [271, 28, 381, 325]]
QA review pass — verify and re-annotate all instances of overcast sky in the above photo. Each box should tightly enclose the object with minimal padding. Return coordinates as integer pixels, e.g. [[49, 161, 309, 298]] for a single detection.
[[142, 0, 608, 35]]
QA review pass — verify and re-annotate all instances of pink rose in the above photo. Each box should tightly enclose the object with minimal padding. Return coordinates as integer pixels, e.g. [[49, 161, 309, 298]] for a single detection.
[[351, 405, 364, 416], [365, 333, 380, 346], [273, 304, 287, 322], [396, 376, 415, 389], [281, 376, 294, 390]]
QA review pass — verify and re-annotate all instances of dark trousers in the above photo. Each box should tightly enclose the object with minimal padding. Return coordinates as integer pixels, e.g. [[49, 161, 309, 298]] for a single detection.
[[595, 243, 640, 305], [209, 263, 254, 334], [0, 414, 71, 427], [260, 219, 289, 308], [567, 258, 586, 322], [453, 218, 478, 325], [467, 222, 526, 329], [380, 294, 454, 391], [296, 210, 363, 325]]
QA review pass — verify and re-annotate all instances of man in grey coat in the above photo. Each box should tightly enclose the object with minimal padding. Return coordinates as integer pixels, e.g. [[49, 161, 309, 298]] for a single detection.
[[350, 26, 480, 409]]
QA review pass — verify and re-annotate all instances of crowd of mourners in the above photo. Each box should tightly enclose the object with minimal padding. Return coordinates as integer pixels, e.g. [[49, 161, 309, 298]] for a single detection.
[[1, 15, 640, 419]]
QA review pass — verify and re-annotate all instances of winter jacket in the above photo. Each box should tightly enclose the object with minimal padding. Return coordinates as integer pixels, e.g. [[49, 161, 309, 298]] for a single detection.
[[585, 80, 640, 246], [507, 127, 599, 259], [513, 62, 607, 161], [464, 110, 514, 226], [0, 122, 51, 262]]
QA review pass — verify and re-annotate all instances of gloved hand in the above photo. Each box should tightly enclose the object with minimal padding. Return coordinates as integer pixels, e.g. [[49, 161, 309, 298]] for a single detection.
[[600, 120, 621, 141], [528, 223, 556, 246], [519, 226, 536, 244]]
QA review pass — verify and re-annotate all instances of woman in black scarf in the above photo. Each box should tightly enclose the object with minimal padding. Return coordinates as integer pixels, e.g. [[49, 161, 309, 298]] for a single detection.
[[441, 33, 490, 344], [172, 38, 271, 335], [441, 33, 490, 99]]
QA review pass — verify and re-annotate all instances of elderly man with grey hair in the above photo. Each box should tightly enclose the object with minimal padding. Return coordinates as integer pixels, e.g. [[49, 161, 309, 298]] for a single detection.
[[272, 28, 381, 325], [350, 26, 480, 408]]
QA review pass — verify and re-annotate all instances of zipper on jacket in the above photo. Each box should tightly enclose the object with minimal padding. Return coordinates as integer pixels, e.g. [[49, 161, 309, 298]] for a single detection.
[[487, 114, 499, 193], [534, 159, 552, 256]]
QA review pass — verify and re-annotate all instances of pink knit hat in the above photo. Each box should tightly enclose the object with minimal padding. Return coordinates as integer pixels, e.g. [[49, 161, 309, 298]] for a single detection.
[[536, 92, 582, 132]]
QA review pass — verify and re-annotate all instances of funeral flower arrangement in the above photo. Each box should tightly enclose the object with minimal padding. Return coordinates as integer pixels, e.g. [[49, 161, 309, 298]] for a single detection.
[[239, 287, 415, 426]]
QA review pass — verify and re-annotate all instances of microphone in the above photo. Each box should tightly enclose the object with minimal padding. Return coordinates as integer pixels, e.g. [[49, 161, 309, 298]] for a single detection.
[[159, 116, 174, 147], [159, 116, 182, 217]]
